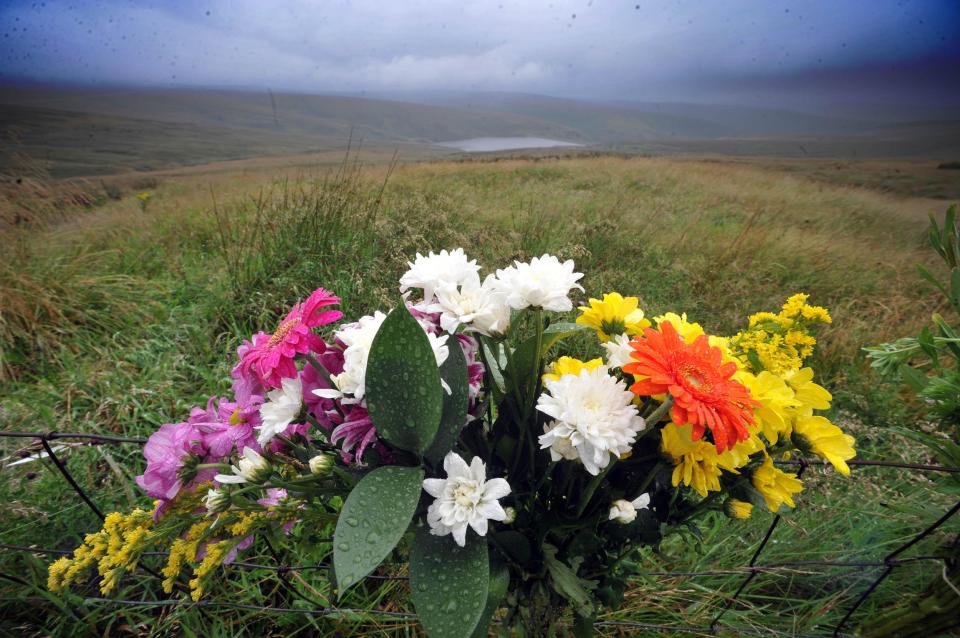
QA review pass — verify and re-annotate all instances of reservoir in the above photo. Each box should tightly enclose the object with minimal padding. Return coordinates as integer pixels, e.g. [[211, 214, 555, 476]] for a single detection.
[[435, 137, 584, 152]]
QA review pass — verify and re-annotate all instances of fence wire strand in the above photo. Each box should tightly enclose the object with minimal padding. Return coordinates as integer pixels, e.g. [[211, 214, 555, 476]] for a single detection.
[[2, 430, 959, 637]]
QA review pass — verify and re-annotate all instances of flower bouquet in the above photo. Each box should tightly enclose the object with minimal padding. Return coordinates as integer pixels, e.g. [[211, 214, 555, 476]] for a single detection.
[[48, 249, 856, 637]]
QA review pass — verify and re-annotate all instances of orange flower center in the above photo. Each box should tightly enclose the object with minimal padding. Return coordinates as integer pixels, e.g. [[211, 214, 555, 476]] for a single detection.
[[679, 362, 714, 394], [229, 408, 246, 427], [268, 317, 300, 347]]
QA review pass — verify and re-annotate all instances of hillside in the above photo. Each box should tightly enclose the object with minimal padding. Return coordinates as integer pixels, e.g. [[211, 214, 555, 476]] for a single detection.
[[2, 86, 959, 177]]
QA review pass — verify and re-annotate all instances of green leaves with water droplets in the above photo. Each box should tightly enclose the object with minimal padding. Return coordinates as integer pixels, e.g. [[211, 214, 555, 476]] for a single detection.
[[425, 333, 470, 464], [333, 466, 424, 597], [410, 525, 489, 638], [470, 558, 509, 638], [366, 302, 444, 454]]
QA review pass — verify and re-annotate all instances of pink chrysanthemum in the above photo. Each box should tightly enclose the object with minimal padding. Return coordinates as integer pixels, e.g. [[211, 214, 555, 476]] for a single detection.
[[188, 396, 262, 460], [237, 288, 343, 389], [135, 422, 210, 501], [330, 404, 393, 464], [456, 333, 485, 401]]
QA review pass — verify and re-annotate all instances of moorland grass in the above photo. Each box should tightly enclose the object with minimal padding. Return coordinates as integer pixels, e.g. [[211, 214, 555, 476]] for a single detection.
[[1, 155, 957, 636]]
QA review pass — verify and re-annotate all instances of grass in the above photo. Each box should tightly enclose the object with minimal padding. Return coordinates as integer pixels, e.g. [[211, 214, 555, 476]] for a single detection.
[[1, 153, 958, 636]]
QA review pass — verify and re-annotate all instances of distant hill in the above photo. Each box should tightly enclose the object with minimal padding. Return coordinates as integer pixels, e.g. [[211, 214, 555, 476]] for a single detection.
[[1, 85, 958, 177]]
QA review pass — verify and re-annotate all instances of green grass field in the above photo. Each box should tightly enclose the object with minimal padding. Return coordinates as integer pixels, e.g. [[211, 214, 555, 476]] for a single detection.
[[1, 153, 959, 636]]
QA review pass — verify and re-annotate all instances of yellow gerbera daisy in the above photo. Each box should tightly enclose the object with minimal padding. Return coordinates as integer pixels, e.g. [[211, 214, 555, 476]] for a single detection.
[[542, 356, 604, 383], [576, 292, 650, 342], [751, 454, 803, 512], [654, 312, 704, 344], [735, 370, 800, 444], [792, 415, 856, 476]]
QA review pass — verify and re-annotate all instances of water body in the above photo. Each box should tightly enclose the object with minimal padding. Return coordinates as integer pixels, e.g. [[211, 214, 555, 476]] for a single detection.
[[435, 137, 584, 152]]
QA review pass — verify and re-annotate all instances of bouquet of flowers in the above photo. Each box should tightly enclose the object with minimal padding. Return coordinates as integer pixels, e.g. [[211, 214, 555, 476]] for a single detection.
[[48, 249, 856, 636]]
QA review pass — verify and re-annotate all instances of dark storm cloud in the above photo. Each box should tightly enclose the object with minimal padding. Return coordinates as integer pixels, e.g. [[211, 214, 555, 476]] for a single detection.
[[0, 0, 957, 106]]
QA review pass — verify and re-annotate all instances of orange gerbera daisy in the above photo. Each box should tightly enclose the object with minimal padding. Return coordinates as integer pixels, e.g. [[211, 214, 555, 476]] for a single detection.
[[624, 322, 758, 452]]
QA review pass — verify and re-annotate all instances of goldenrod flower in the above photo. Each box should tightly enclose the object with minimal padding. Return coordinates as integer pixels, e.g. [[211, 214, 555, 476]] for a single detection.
[[577, 292, 650, 342], [792, 416, 856, 476], [732, 294, 831, 375], [751, 455, 803, 512], [542, 356, 604, 383], [724, 498, 753, 519]]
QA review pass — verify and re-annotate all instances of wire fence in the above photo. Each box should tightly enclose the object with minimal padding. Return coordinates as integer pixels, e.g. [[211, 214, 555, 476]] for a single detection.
[[1, 429, 959, 637]]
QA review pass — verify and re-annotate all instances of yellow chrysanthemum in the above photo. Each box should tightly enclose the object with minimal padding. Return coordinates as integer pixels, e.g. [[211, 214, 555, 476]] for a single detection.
[[792, 416, 856, 476], [577, 292, 651, 342], [661, 422, 740, 497], [542, 356, 604, 383], [783, 367, 832, 415], [751, 454, 803, 512], [654, 312, 705, 344], [735, 370, 800, 444], [724, 498, 754, 519], [724, 429, 766, 468]]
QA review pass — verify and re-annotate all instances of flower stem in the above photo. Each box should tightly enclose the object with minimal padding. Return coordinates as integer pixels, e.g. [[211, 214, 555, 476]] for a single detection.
[[196, 463, 232, 471], [644, 395, 674, 425], [575, 461, 615, 518]]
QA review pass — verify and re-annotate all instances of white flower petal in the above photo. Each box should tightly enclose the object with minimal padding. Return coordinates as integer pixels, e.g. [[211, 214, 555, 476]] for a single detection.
[[443, 451, 471, 479], [422, 478, 447, 498]]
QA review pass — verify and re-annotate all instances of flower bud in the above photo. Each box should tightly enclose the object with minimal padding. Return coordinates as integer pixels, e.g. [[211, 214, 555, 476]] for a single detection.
[[237, 448, 272, 483], [308, 453, 335, 476], [608, 499, 638, 524], [724, 498, 753, 520], [502, 507, 516, 525], [176, 454, 202, 483], [204, 488, 230, 515]]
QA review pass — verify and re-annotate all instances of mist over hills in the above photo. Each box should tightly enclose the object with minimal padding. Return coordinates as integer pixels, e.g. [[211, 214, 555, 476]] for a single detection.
[[2, 84, 958, 177]]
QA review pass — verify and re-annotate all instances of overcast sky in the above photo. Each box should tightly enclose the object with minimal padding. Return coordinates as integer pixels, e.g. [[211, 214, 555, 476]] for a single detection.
[[1, 0, 958, 107]]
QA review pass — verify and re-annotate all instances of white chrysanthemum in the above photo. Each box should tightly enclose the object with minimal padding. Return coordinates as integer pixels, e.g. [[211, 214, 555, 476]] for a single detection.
[[541, 420, 580, 462], [431, 273, 511, 336], [423, 452, 511, 547], [609, 493, 650, 524], [320, 311, 388, 403], [318, 310, 451, 402], [494, 254, 583, 312], [215, 447, 271, 485], [399, 248, 480, 302], [536, 367, 645, 475], [603, 333, 635, 369], [256, 377, 303, 445]]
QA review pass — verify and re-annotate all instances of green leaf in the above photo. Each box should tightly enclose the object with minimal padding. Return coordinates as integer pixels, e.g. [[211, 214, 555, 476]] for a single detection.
[[899, 363, 930, 393], [507, 322, 589, 386], [542, 544, 596, 616], [918, 326, 940, 368], [333, 466, 424, 595], [366, 302, 443, 453], [410, 525, 489, 638], [469, 559, 510, 638], [480, 340, 507, 400], [425, 335, 470, 464]]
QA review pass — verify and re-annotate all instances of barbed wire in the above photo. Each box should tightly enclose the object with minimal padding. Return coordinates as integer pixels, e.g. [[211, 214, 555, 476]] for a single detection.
[[1, 430, 959, 637]]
